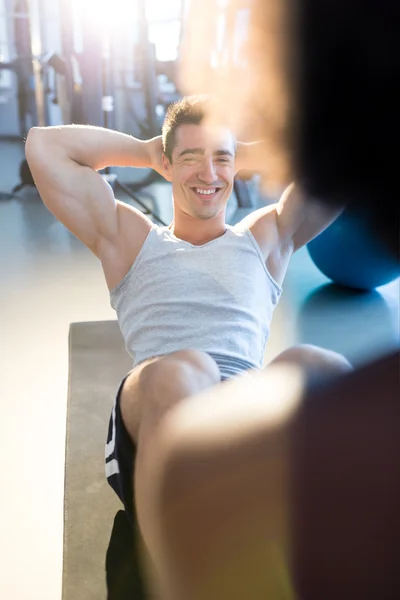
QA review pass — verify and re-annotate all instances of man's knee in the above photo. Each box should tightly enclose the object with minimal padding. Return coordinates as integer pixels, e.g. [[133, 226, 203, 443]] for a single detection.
[[122, 350, 221, 442], [168, 349, 221, 380], [140, 350, 220, 391], [270, 344, 353, 380]]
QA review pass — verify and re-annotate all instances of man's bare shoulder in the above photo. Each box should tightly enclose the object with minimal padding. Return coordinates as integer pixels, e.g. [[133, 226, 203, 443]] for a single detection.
[[234, 204, 294, 285], [99, 201, 153, 291], [234, 204, 285, 255]]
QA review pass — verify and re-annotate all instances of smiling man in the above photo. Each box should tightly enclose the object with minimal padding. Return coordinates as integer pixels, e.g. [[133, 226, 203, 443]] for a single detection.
[[160, 98, 237, 245], [26, 94, 351, 598]]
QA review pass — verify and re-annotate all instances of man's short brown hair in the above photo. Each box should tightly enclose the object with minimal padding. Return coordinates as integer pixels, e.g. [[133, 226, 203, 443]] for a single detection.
[[162, 95, 212, 162]]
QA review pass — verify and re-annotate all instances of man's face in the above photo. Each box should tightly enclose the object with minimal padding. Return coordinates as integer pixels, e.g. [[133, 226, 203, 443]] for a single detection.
[[163, 123, 236, 221]]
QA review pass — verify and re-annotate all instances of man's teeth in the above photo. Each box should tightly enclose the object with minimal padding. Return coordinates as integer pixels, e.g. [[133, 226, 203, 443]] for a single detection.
[[195, 188, 217, 195]]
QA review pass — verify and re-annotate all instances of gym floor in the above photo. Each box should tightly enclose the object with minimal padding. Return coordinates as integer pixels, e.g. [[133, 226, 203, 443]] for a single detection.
[[0, 140, 399, 600]]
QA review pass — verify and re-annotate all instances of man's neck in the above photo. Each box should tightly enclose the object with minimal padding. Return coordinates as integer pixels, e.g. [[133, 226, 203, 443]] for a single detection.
[[168, 221, 227, 246]]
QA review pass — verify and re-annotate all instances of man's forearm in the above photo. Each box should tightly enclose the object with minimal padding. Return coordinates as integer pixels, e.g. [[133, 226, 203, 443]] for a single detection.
[[236, 140, 264, 173], [28, 125, 157, 171]]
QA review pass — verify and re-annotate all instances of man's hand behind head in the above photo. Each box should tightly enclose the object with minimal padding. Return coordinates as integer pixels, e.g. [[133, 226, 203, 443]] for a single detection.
[[147, 136, 172, 181]]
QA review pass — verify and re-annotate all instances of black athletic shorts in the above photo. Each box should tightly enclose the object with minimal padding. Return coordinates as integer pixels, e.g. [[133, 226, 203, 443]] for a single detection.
[[105, 372, 138, 529], [105, 370, 231, 529]]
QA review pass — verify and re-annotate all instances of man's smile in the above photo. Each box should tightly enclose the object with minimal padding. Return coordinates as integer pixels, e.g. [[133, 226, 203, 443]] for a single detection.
[[190, 186, 223, 200]]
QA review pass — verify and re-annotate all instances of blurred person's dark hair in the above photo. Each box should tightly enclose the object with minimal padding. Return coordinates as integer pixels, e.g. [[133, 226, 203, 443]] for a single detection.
[[179, 0, 399, 257]]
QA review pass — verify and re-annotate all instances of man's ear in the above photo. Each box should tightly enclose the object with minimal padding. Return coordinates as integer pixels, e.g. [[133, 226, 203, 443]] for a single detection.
[[162, 154, 173, 182]]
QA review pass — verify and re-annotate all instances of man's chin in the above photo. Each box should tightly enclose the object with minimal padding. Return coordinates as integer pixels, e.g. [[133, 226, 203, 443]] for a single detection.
[[192, 207, 224, 221]]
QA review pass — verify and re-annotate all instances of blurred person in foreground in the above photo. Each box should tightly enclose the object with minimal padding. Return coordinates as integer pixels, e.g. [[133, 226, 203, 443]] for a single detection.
[[149, 1, 399, 598]]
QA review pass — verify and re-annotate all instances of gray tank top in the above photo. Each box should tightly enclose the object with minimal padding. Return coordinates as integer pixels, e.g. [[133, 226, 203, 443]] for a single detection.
[[110, 223, 282, 380]]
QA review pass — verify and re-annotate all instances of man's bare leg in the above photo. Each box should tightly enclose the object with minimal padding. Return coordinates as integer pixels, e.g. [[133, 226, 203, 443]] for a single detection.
[[145, 345, 353, 599], [119, 349, 222, 597]]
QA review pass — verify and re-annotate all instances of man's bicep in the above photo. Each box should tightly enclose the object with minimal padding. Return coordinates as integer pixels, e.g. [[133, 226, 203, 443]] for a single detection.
[[26, 142, 118, 253]]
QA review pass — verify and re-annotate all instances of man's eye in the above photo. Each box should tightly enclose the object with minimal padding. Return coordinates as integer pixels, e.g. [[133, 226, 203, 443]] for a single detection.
[[217, 157, 230, 163]]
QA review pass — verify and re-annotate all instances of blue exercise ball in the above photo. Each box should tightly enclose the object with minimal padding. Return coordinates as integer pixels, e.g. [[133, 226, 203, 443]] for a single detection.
[[307, 211, 400, 290]]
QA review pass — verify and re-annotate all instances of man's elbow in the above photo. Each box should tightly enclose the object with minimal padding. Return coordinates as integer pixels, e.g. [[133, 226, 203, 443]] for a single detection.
[[25, 127, 47, 164], [26, 126, 65, 167], [25, 126, 47, 146]]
